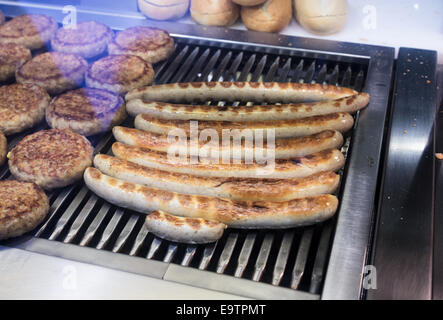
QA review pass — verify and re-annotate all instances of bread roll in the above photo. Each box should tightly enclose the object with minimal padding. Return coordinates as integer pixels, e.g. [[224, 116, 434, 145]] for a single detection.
[[138, 0, 190, 20], [241, 0, 292, 33], [190, 0, 239, 26], [232, 0, 266, 6], [294, 0, 348, 35]]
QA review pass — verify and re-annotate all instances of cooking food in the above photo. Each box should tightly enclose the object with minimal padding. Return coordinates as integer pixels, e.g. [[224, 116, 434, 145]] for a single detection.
[[190, 0, 240, 26], [135, 112, 354, 138], [232, 0, 266, 5], [51, 21, 113, 59], [294, 0, 348, 35], [0, 14, 58, 50], [0, 180, 49, 240], [0, 43, 31, 82], [0, 83, 50, 135], [126, 93, 370, 120], [46, 88, 127, 136], [112, 142, 345, 179], [8, 128, 93, 190], [107, 26, 174, 64], [0, 131, 6, 166], [138, 0, 190, 20], [241, 0, 292, 33], [113, 126, 344, 159], [84, 167, 339, 228], [85, 54, 155, 95], [145, 210, 226, 244], [94, 154, 340, 201], [125, 81, 358, 103], [16, 52, 88, 95]]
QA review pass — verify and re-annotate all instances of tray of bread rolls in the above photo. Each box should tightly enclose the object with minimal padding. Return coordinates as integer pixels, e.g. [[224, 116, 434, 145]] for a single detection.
[[0, 8, 379, 294]]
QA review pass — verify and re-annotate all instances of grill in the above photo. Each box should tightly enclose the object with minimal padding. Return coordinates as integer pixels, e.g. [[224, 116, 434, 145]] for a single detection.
[[0, 2, 395, 300]]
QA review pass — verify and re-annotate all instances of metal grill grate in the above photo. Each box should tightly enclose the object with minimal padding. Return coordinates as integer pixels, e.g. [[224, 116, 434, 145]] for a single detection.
[[0, 38, 368, 296]]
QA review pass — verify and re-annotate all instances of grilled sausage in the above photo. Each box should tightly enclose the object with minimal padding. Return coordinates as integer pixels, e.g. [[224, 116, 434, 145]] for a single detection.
[[84, 167, 339, 228], [126, 93, 369, 120], [125, 82, 358, 103], [94, 154, 341, 201], [111, 142, 345, 179], [113, 126, 344, 159], [134, 112, 354, 138], [145, 210, 227, 244]]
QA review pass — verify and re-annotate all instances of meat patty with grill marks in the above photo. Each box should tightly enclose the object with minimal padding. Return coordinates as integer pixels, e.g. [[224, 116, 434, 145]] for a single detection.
[[107, 26, 174, 64], [0, 83, 50, 135], [0, 180, 49, 240], [16, 52, 88, 95], [8, 128, 94, 190], [0, 14, 58, 50], [46, 88, 127, 136], [51, 21, 113, 59], [85, 54, 155, 95], [0, 43, 31, 82]]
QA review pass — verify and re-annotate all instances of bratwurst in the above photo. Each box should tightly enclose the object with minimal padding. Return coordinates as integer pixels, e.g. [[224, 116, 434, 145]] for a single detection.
[[113, 126, 344, 159], [126, 93, 370, 120], [145, 210, 226, 244], [111, 142, 345, 179], [94, 154, 340, 201], [84, 167, 339, 228], [134, 112, 355, 138]]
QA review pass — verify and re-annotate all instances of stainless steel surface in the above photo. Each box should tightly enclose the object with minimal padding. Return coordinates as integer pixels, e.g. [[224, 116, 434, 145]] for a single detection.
[[321, 43, 395, 300], [0, 1, 395, 299], [367, 48, 437, 300], [0, 246, 246, 300], [291, 229, 314, 290], [163, 264, 318, 300]]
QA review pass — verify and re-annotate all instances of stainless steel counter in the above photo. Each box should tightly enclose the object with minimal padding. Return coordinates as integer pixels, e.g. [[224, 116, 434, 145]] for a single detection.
[[0, 245, 247, 300]]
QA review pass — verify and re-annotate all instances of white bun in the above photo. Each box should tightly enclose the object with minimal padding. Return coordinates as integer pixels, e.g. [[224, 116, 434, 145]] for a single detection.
[[294, 0, 348, 35], [232, 0, 266, 6], [241, 0, 292, 33], [190, 0, 239, 26], [138, 0, 190, 20]]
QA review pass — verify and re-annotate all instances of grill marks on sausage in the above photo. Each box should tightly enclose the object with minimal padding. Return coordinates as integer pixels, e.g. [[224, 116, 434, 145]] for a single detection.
[[148, 210, 221, 230]]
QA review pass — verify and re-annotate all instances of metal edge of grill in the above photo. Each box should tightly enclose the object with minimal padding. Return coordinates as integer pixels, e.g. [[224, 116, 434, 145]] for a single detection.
[[0, 2, 395, 300]]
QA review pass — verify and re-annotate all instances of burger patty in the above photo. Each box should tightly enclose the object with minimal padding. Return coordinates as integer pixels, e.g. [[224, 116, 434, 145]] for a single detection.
[[46, 88, 127, 136], [0, 43, 32, 82], [85, 54, 155, 95], [0, 180, 49, 240], [8, 128, 94, 190], [0, 131, 6, 166], [107, 26, 174, 64], [0, 83, 50, 135], [51, 21, 114, 59], [0, 14, 58, 50], [16, 52, 88, 95]]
